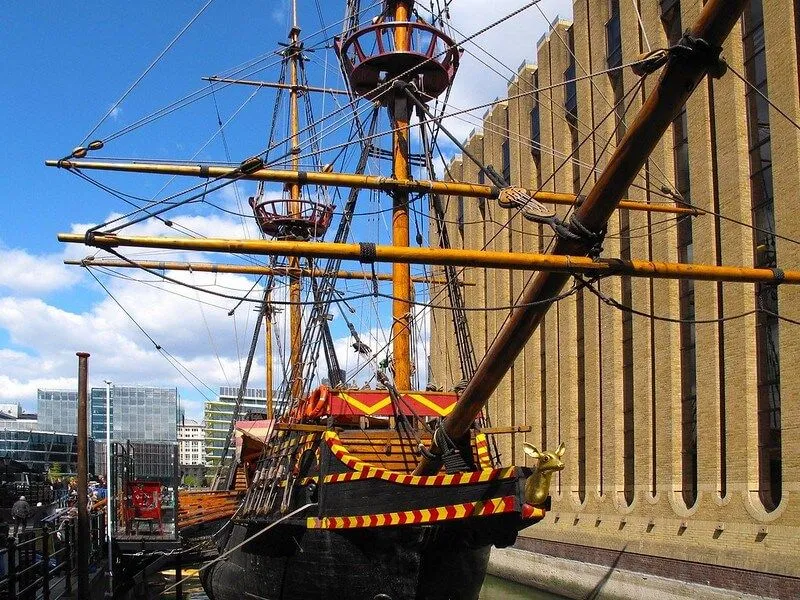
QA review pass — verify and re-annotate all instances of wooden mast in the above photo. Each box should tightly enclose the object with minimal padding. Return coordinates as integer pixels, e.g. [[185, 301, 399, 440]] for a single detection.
[[265, 289, 274, 420], [390, 0, 413, 390], [413, 0, 750, 475], [287, 0, 304, 401]]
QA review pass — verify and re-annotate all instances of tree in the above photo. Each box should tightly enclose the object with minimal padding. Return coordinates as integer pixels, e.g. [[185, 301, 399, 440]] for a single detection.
[[48, 463, 62, 482]]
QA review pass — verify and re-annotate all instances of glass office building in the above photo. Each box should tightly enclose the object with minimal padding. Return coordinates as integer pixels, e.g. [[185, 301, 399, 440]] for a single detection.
[[38, 390, 88, 435], [0, 429, 95, 475], [91, 385, 179, 442]]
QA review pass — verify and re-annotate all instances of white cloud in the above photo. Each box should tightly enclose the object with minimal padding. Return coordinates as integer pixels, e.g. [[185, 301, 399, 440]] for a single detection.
[[0, 248, 81, 294]]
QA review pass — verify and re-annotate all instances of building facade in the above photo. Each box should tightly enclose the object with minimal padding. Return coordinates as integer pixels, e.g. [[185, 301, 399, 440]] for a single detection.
[[178, 418, 206, 482], [204, 387, 269, 467], [0, 429, 95, 475], [430, 0, 799, 593], [90, 385, 179, 442], [37, 390, 85, 434]]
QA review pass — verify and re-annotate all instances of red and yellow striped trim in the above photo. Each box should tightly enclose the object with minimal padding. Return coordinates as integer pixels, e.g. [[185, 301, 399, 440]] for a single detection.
[[475, 433, 493, 469], [324, 432, 517, 486], [306, 496, 538, 530]]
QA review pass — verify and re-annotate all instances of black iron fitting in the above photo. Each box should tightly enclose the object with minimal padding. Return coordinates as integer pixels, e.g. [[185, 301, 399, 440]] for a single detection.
[[358, 242, 377, 264], [239, 156, 264, 175], [567, 214, 607, 258], [631, 34, 725, 79]]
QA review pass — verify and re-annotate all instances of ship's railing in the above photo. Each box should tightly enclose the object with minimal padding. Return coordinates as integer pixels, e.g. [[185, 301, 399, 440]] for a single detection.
[[337, 20, 460, 99], [0, 511, 106, 599], [250, 196, 334, 239]]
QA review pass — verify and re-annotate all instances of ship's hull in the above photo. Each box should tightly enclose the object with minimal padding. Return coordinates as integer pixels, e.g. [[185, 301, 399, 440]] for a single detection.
[[200, 431, 543, 599], [202, 519, 495, 600]]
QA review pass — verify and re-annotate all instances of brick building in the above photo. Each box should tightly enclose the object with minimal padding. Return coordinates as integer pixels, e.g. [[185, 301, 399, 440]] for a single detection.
[[429, 0, 799, 595]]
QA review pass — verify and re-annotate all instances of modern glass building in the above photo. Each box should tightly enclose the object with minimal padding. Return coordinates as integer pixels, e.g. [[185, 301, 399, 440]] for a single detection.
[[204, 387, 270, 467], [37, 390, 88, 435], [0, 429, 95, 475], [90, 385, 179, 442]]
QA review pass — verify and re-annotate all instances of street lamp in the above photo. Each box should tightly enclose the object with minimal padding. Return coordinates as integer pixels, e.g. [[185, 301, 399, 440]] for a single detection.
[[103, 379, 113, 598]]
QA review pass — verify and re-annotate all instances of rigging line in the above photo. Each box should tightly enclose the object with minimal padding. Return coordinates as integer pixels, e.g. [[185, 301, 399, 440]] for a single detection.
[[675, 198, 800, 247], [631, 0, 652, 52], [79, 0, 216, 145], [190, 268, 231, 387], [211, 85, 248, 238], [540, 75, 647, 258], [345, 280, 584, 388], [160, 345, 218, 396], [726, 61, 800, 133], [247, 1, 547, 166], [580, 276, 800, 327], [212, 280, 272, 488], [269, 70, 675, 203], [116, 67, 264, 218], [430, 9, 676, 195], [98, 0, 383, 144], [534, 6, 678, 197], [105, 247, 265, 304], [85, 268, 215, 400], [82, 164, 253, 234], [484, 75, 650, 275], [90, 266, 235, 309]]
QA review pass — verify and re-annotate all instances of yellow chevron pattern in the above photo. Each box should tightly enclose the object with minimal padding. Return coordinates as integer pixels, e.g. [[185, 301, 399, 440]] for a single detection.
[[305, 496, 539, 530], [323, 431, 517, 486]]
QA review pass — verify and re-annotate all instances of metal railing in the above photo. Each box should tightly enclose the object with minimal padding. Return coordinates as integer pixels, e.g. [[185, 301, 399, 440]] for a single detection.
[[0, 512, 105, 599]]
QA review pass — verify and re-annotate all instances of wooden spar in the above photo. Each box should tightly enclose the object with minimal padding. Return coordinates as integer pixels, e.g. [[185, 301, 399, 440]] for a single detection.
[[413, 0, 750, 475], [202, 76, 350, 96], [43, 159, 698, 217], [63, 258, 462, 284], [57, 233, 800, 285], [391, 0, 413, 389], [265, 289, 273, 420], [288, 15, 303, 400]]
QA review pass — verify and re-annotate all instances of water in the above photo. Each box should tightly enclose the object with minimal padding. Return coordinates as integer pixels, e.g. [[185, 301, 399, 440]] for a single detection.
[[156, 571, 566, 599]]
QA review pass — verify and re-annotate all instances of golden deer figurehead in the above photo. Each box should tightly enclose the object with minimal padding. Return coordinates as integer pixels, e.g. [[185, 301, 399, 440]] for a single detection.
[[522, 442, 565, 507]]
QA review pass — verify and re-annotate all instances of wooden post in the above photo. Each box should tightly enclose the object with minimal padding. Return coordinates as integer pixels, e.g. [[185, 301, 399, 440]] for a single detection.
[[63, 524, 72, 597], [76, 352, 90, 599], [41, 525, 50, 600], [7, 537, 17, 599], [174, 550, 183, 597]]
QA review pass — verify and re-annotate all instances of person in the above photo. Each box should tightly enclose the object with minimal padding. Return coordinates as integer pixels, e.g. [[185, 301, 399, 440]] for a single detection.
[[11, 495, 30, 537]]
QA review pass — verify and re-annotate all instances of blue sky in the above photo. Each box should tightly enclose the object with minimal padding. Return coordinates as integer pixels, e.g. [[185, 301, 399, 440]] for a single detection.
[[0, 1, 571, 420]]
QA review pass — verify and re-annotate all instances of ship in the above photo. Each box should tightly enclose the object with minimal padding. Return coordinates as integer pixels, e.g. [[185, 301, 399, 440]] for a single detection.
[[45, 0, 762, 598]]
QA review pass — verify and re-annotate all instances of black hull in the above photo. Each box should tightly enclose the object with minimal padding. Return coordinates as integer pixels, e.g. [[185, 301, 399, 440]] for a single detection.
[[201, 520, 495, 600]]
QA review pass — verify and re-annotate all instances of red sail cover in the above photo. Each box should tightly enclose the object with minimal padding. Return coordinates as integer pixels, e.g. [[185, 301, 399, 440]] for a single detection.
[[327, 390, 457, 417]]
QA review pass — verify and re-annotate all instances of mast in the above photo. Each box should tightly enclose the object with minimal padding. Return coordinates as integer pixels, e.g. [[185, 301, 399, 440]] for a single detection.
[[390, 0, 413, 390], [287, 0, 304, 400], [413, 0, 750, 475], [265, 293, 274, 420]]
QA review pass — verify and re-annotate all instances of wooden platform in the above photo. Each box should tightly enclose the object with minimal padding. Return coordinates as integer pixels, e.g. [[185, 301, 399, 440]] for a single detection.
[[178, 489, 241, 529]]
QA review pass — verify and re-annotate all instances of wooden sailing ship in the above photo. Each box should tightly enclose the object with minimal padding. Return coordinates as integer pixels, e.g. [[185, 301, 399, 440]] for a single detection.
[[46, 0, 783, 598]]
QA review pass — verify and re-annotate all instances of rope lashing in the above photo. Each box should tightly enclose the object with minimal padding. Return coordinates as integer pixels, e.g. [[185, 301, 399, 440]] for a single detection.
[[631, 34, 725, 79], [568, 214, 607, 259], [418, 421, 471, 473], [358, 242, 380, 295]]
